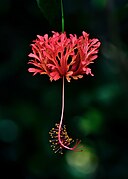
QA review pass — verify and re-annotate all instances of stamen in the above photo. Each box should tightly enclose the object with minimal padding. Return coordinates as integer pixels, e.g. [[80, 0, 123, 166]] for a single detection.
[[49, 123, 82, 154]]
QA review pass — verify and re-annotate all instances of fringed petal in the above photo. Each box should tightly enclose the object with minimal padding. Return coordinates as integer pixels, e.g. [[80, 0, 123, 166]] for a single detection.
[[28, 31, 101, 81]]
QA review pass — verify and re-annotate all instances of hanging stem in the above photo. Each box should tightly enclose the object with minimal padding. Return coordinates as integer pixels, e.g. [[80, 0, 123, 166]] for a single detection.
[[58, 76, 72, 150], [58, 77, 81, 150], [58, 77, 65, 147], [61, 0, 64, 32]]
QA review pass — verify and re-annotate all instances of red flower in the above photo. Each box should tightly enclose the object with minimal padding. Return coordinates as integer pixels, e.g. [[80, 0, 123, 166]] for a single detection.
[[28, 31, 101, 154], [28, 31, 101, 82]]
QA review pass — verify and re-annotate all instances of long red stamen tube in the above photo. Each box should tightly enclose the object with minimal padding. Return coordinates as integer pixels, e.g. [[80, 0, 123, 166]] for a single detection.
[[58, 76, 81, 151]]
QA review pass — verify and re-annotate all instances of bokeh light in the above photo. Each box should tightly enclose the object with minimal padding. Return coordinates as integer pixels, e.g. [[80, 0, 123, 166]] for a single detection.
[[0, 119, 19, 143], [66, 147, 98, 178]]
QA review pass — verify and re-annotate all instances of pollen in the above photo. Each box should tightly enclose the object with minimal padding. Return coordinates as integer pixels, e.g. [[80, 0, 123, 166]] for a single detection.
[[49, 123, 74, 154]]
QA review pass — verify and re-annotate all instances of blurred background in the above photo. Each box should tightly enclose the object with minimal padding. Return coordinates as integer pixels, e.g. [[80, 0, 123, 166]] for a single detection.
[[0, 0, 128, 178]]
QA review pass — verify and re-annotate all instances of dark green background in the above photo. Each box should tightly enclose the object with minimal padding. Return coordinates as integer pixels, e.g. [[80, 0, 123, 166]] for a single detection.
[[0, 0, 128, 178]]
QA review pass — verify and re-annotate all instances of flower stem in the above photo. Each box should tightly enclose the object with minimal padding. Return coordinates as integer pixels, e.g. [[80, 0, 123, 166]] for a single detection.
[[61, 0, 64, 32], [58, 77, 81, 151], [58, 76, 72, 150], [58, 77, 65, 144]]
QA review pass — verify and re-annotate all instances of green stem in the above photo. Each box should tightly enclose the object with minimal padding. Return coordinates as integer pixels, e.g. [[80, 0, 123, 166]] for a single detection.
[[61, 0, 64, 32]]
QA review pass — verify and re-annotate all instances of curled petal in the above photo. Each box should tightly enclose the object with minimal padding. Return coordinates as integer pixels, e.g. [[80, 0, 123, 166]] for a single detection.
[[83, 67, 94, 76], [28, 53, 40, 61], [72, 75, 83, 80], [28, 68, 44, 75], [50, 71, 61, 81]]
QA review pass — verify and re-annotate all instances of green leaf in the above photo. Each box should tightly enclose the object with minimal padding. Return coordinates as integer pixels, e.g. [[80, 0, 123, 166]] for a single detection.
[[36, 0, 61, 26]]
